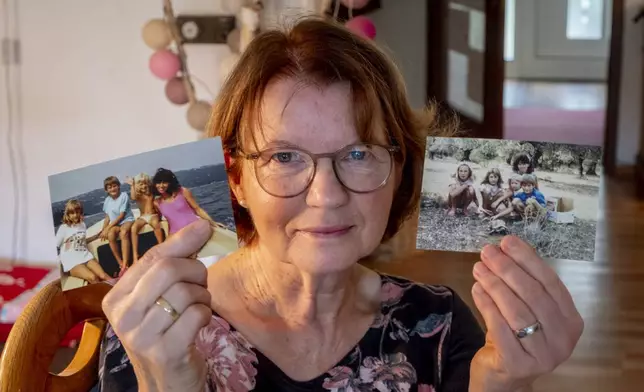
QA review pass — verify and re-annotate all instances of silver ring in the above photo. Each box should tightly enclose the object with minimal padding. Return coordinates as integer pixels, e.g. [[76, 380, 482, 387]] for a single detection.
[[514, 321, 541, 339]]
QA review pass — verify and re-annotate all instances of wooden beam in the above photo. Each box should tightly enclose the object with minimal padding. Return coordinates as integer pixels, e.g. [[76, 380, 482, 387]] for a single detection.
[[603, 0, 625, 177]]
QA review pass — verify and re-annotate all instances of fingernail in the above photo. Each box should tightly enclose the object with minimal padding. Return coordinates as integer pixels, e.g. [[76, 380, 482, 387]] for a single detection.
[[472, 282, 483, 294], [504, 235, 522, 251], [473, 262, 487, 277], [482, 245, 499, 260]]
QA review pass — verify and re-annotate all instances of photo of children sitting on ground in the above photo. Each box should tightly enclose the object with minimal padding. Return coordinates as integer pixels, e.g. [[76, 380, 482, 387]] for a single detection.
[[48, 137, 239, 291], [417, 137, 602, 262]]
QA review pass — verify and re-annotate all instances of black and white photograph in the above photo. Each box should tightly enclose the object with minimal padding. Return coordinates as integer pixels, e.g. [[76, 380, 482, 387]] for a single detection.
[[417, 137, 602, 262], [48, 137, 238, 291]]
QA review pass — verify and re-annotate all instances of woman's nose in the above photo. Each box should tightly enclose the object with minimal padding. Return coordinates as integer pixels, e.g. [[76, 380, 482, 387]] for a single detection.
[[305, 159, 349, 208]]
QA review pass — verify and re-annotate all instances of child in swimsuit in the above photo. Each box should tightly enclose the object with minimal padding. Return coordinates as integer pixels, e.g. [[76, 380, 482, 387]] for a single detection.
[[152, 168, 218, 237], [126, 173, 164, 263]]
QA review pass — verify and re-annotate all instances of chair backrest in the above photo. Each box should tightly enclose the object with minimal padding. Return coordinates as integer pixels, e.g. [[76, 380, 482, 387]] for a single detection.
[[0, 279, 111, 392]]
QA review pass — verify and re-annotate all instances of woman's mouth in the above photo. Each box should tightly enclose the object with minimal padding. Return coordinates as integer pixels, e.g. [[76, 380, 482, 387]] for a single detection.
[[299, 225, 354, 238]]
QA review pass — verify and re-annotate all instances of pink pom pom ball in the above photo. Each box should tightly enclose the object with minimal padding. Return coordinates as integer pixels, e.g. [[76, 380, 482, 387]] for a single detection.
[[149, 49, 181, 80], [165, 77, 189, 105], [345, 16, 376, 40]]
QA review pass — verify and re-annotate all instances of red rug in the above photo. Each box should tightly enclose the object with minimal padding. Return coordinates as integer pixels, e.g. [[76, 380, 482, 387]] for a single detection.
[[0, 265, 84, 346], [504, 107, 605, 146]]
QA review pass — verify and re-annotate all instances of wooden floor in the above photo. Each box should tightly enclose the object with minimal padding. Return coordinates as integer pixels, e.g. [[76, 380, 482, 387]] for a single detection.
[[366, 174, 644, 391], [504, 80, 607, 110]]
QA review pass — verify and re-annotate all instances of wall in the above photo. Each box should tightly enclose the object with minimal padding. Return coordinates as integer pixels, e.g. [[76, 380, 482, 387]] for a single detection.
[[369, 0, 427, 110], [616, 0, 643, 166]]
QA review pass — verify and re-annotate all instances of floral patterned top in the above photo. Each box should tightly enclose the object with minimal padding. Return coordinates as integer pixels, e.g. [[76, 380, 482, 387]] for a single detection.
[[91, 273, 485, 392]]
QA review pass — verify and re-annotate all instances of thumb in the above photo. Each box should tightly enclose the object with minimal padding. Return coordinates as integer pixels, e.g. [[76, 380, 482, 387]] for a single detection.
[[147, 219, 212, 260], [104, 220, 212, 299]]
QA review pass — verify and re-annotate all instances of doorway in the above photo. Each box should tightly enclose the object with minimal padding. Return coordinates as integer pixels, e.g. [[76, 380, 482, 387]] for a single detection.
[[504, 0, 611, 147]]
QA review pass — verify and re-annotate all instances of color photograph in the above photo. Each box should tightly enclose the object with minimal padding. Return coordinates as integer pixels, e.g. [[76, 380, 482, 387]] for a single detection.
[[417, 137, 602, 262], [48, 137, 238, 291]]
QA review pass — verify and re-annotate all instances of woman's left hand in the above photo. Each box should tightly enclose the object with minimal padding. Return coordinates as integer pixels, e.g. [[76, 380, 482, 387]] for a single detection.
[[469, 235, 584, 392]]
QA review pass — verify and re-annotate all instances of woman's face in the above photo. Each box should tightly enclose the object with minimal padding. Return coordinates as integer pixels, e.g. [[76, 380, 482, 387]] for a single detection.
[[518, 162, 529, 173], [488, 173, 499, 185], [458, 166, 469, 180], [155, 181, 169, 195], [234, 79, 398, 274]]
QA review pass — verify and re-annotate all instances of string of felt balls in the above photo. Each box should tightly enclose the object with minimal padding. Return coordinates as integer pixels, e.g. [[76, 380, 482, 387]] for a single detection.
[[141, 0, 375, 133], [332, 0, 377, 39]]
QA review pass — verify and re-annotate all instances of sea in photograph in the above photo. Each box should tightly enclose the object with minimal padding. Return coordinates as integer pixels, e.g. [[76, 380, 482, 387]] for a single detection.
[[50, 165, 236, 233]]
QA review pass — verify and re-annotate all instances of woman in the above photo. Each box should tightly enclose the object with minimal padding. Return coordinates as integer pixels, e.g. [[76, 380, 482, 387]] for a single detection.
[[98, 17, 583, 391], [152, 168, 218, 236]]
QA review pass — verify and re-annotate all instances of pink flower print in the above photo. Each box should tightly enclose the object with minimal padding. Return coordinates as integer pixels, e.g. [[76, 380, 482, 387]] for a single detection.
[[359, 352, 417, 392], [196, 316, 258, 392], [381, 282, 406, 306], [418, 384, 436, 392]]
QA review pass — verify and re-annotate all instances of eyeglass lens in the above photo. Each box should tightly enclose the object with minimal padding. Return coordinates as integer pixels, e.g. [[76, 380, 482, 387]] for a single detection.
[[253, 144, 394, 197]]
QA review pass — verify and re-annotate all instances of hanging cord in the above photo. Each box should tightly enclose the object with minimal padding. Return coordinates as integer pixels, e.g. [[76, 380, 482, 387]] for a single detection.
[[333, 0, 341, 19], [163, 0, 198, 104], [1, 0, 21, 266], [348, 0, 354, 20], [189, 73, 215, 101], [13, 0, 27, 263]]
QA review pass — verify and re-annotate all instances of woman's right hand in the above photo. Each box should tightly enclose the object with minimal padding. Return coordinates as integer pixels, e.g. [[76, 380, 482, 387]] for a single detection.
[[102, 220, 214, 392]]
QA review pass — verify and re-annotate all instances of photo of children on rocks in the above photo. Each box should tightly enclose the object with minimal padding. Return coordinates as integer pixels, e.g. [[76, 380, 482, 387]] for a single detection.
[[417, 137, 602, 262], [48, 137, 239, 292]]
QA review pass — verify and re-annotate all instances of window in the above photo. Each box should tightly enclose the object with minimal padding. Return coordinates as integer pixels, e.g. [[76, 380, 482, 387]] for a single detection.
[[504, 0, 516, 61], [566, 0, 604, 40]]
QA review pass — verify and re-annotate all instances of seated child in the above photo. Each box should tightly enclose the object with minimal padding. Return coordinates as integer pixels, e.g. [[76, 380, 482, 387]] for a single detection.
[[99, 176, 135, 275], [126, 173, 165, 263], [489, 174, 523, 220], [478, 168, 505, 217], [512, 152, 540, 189], [56, 199, 110, 283], [511, 174, 547, 219], [447, 163, 478, 216]]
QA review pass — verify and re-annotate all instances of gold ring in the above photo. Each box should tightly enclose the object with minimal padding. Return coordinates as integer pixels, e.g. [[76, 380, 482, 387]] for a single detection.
[[155, 296, 180, 322]]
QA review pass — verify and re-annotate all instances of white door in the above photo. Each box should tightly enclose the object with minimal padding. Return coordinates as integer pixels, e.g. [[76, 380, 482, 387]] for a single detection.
[[506, 0, 612, 81]]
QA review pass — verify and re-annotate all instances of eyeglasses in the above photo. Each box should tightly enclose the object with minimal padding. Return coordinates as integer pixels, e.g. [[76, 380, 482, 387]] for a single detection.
[[242, 143, 400, 198]]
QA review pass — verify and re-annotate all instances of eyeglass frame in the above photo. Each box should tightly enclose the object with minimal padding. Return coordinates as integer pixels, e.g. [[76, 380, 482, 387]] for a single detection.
[[238, 143, 401, 198]]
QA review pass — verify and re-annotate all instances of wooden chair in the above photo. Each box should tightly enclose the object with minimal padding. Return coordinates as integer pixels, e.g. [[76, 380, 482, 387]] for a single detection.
[[0, 279, 111, 392]]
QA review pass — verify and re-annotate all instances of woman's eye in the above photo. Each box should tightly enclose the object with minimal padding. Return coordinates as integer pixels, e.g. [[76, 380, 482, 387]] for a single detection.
[[271, 151, 296, 163], [349, 150, 366, 160]]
